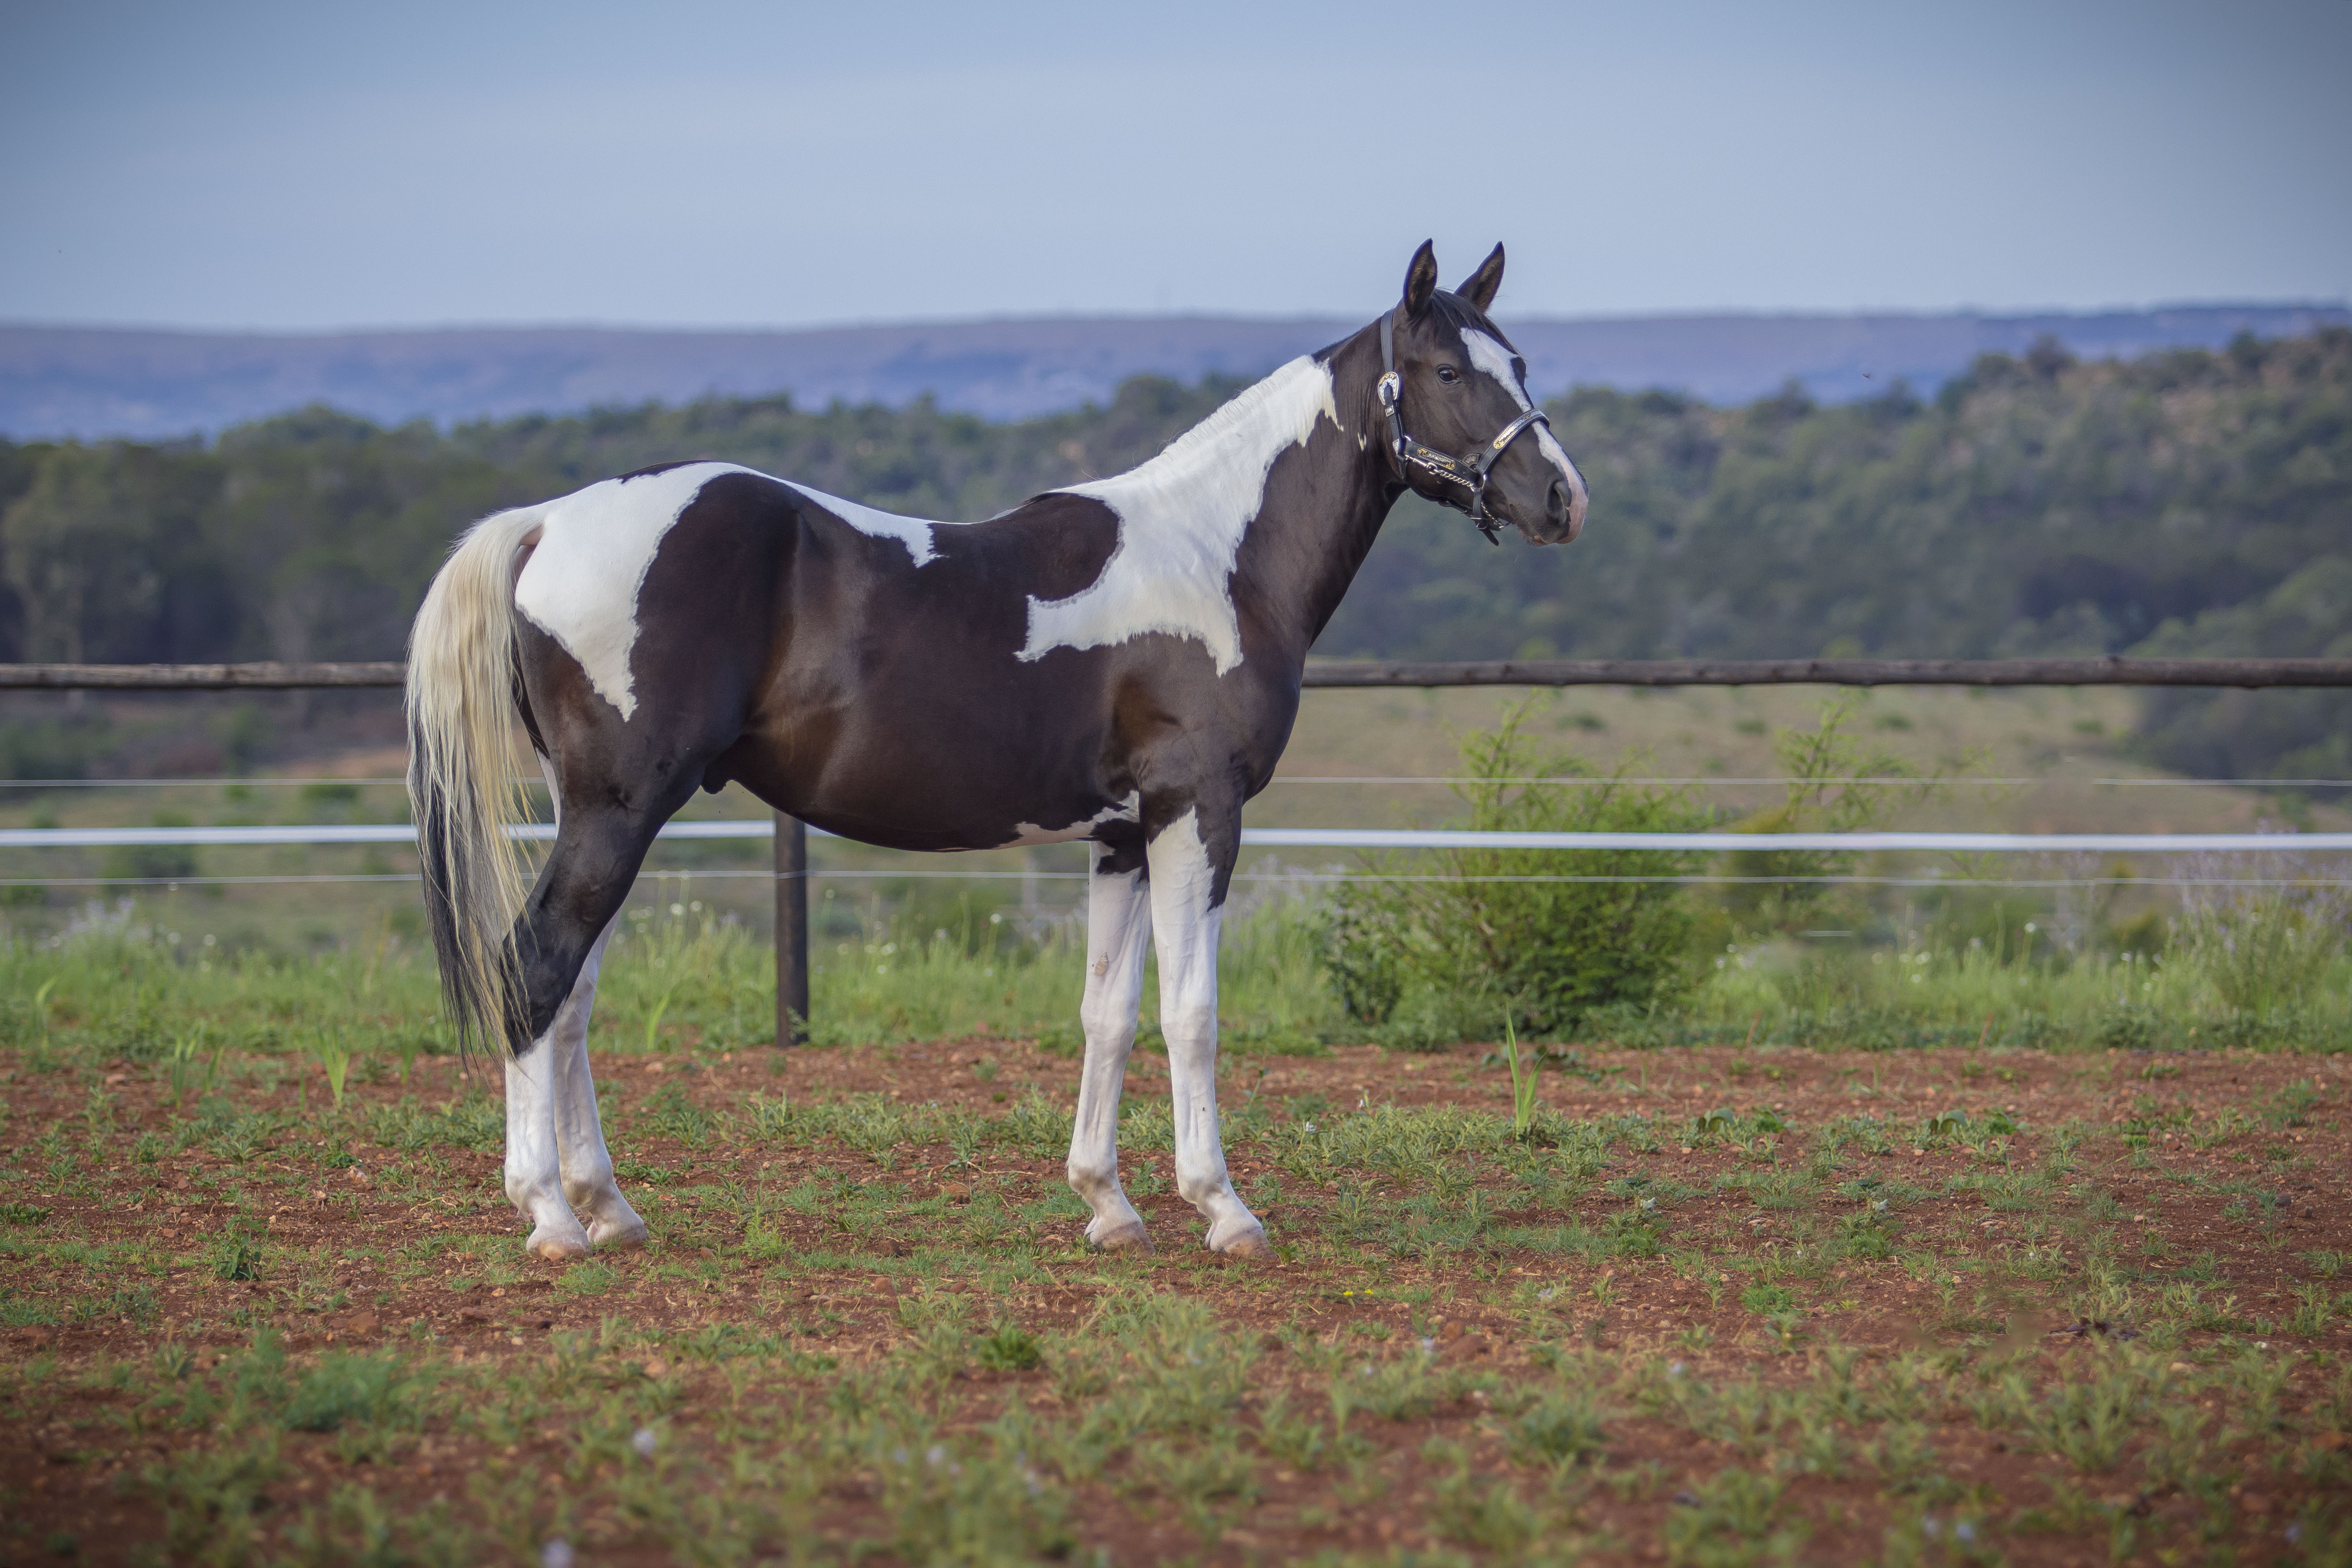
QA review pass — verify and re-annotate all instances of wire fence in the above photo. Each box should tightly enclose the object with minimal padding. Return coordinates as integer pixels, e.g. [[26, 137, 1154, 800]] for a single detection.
[[10, 654, 2352, 1038], [7, 821, 2351, 853]]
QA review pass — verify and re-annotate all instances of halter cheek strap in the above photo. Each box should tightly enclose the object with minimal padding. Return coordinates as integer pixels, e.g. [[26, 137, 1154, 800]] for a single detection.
[[1377, 313, 1552, 545]]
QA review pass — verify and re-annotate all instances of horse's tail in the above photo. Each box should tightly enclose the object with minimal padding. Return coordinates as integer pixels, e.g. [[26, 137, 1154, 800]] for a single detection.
[[406, 505, 544, 1059]]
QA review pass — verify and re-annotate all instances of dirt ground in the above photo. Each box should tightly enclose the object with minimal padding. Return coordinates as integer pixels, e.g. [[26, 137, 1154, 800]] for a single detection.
[[4, 1037, 2348, 1565]]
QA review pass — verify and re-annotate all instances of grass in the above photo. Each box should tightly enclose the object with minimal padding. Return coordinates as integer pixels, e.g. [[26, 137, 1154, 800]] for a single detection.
[[2, 762, 2350, 1562], [3, 885, 2347, 1073], [0, 960, 2347, 1563]]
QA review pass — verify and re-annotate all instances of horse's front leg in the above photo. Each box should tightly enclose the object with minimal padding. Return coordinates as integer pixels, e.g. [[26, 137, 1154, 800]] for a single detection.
[[1146, 808, 1267, 1256], [1066, 841, 1155, 1250]]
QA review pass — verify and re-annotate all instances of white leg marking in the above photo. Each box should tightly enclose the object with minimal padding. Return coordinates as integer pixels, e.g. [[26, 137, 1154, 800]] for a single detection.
[[550, 920, 647, 1250], [1066, 844, 1155, 1251], [1147, 810, 1266, 1256], [505, 1044, 589, 1260], [518, 754, 642, 1255]]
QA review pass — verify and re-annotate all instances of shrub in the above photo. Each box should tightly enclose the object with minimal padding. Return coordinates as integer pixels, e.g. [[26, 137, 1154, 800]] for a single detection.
[[2173, 846, 2347, 1020], [1718, 694, 1950, 931], [1317, 701, 1708, 1034], [209, 1225, 265, 1283]]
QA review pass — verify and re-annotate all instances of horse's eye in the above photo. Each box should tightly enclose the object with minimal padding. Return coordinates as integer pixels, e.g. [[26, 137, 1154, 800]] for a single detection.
[[1435, 366, 1459, 384]]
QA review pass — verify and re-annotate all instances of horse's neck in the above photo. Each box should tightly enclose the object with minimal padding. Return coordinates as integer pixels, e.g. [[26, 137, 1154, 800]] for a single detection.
[[1058, 329, 1396, 672], [1256, 327, 1398, 660]]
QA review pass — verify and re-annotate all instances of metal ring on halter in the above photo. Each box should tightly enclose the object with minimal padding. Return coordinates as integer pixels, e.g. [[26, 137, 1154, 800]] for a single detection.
[[1375, 314, 1553, 544]]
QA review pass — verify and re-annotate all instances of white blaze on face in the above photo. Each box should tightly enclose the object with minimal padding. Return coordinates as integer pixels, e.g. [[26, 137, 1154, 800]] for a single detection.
[[1018, 356, 1341, 676], [1460, 328, 1589, 512], [513, 462, 953, 720]]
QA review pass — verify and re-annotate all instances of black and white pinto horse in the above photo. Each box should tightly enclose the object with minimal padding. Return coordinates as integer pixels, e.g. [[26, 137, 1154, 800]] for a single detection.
[[407, 242, 1587, 1261]]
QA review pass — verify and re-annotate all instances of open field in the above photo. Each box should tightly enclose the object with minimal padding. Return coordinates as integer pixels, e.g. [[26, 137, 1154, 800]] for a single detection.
[[2, 682, 2345, 963], [1, 686, 2347, 1563], [3, 928, 2350, 1565]]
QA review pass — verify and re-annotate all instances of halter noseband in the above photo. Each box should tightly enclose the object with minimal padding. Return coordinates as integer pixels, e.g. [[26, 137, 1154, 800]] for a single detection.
[[1376, 313, 1551, 545]]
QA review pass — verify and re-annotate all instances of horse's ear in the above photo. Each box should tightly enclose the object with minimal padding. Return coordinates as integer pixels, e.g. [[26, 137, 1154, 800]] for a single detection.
[[1457, 244, 1505, 313], [1401, 240, 1439, 317]]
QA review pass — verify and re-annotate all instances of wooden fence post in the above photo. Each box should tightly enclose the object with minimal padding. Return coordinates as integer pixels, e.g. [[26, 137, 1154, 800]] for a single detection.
[[774, 812, 808, 1045]]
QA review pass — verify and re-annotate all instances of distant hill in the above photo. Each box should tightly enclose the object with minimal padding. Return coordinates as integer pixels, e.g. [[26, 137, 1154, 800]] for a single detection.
[[4, 325, 2345, 784], [2, 304, 2343, 439]]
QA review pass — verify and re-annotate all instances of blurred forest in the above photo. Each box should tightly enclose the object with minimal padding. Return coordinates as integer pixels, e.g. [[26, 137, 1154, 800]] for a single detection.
[[0, 328, 2345, 780]]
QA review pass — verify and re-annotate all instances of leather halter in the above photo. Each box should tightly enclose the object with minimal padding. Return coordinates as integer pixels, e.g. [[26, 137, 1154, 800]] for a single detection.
[[1377, 312, 1553, 545]]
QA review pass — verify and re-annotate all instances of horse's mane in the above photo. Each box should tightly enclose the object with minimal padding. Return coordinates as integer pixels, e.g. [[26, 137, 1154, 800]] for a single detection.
[[1424, 290, 1510, 347]]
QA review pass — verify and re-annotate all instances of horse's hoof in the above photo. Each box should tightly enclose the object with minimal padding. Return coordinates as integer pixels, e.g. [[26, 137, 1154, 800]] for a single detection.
[[1087, 1220, 1154, 1254], [527, 1224, 591, 1261], [588, 1214, 649, 1251], [1208, 1220, 1270, 1258]]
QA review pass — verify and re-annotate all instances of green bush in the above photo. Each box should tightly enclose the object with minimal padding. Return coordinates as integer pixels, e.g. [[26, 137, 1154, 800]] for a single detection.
[[1318, 702, 1710, 1034], [1716, 694, 1949, 932], [2174, 858, 2347, 1020]]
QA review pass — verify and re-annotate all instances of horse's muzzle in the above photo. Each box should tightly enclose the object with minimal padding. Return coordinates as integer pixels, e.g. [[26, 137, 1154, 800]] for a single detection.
[[1545, 475, 1586, 544]]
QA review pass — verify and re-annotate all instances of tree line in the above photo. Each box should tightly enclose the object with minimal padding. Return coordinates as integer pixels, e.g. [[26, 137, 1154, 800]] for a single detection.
[[1, 328, 2345, 779]]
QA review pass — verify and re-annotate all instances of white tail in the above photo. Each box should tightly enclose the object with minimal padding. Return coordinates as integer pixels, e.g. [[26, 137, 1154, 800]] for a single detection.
[[406, 506, 544, 1057]]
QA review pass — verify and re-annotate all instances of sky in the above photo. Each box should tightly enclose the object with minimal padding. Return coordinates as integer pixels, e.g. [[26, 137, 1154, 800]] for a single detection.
[[2, 0, 2347, 331]]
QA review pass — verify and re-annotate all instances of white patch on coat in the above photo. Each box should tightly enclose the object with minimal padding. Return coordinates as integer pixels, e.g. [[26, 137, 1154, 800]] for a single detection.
[[779, 480, 947, 567], [1017, 356, 1339, 676], [514, 463, 739, 721], [514, 462, 954, 720], [1460, 329, 1589, 502], [1004, 792, 1142, 848]]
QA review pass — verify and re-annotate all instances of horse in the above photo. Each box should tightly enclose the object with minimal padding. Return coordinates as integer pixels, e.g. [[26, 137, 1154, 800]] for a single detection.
[[405, 240, 1588, 1261]]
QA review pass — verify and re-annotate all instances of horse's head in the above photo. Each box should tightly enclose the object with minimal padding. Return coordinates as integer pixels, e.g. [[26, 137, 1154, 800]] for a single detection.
[[1378, 240, 1587, 546]]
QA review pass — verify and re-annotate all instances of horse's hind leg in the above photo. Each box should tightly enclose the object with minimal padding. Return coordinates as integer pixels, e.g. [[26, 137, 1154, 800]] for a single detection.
[[505, 794, 671, 1259], [550, 920, 646, 1249], [1066, 840, 1155, 1251], [508, 929, 635, 1259], [506, 1040, 588, 1259]]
